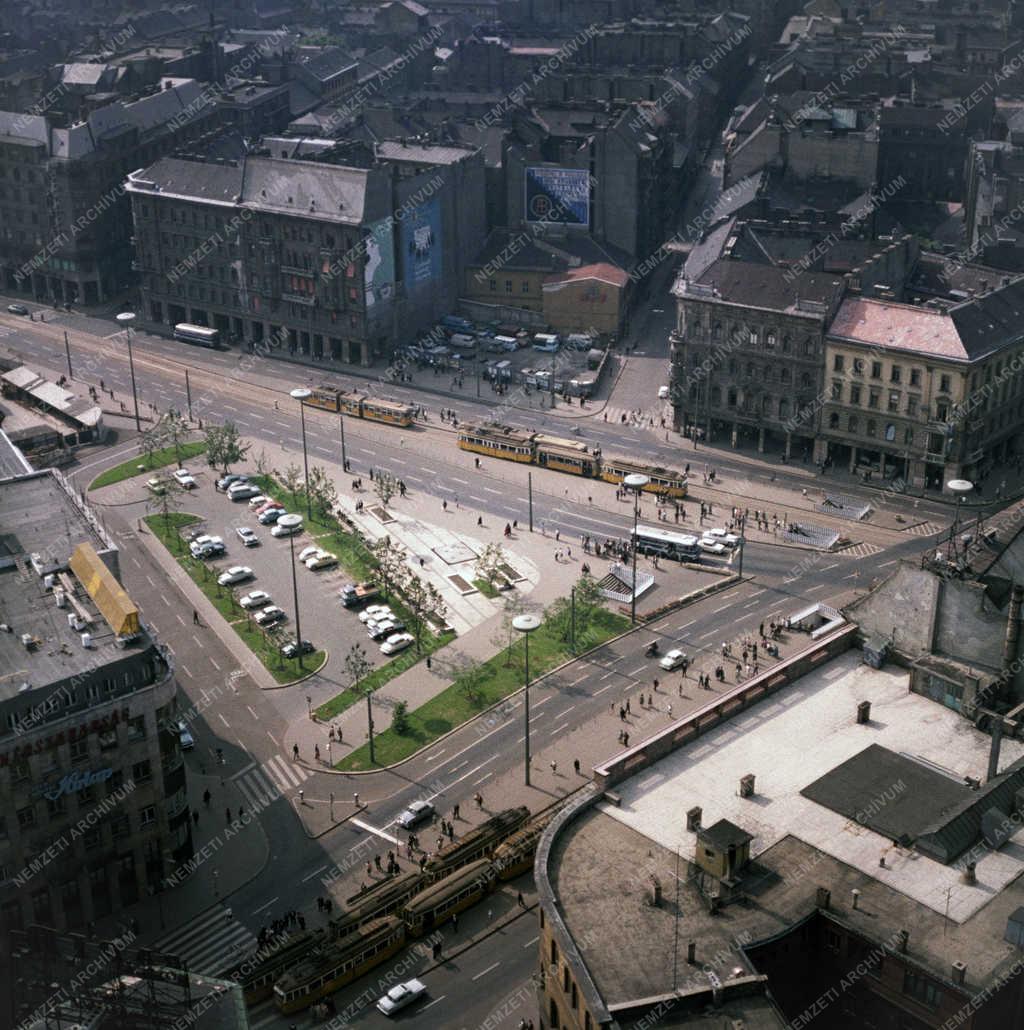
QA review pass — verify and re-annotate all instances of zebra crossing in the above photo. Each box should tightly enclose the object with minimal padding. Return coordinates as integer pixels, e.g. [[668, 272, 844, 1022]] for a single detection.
[[599, 405, 667, 430], [837, 541, 885, 558], [901, 520, 945, 537], [232, 754, 311, 810], [152, 903, 257, 976]]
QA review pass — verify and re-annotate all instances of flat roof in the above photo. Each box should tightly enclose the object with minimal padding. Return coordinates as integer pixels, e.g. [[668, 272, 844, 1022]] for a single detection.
[[600, 652, 1024, 924]]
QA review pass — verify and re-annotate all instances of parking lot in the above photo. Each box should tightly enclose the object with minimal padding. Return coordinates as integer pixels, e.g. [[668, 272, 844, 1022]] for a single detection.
[[153, 465, 395, 676]]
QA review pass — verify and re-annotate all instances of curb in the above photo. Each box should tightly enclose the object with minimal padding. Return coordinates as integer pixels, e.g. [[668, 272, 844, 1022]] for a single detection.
[[622, 572, 741, 622], [269, 650, 330, 690]]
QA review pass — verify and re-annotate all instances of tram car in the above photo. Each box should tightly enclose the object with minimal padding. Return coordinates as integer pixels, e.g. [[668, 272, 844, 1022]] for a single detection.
[[492, 807, 558, 880], [340, 869, 426, 927], [423, 806, 530, 883], [404, 859, 497, 937], [457, 422, 687, 497], [227, 927, 328, 1005], [301, 387, 415, 427]]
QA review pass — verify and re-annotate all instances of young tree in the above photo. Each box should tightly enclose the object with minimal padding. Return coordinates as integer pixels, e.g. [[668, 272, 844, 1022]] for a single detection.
[[403, 577, 447, 653], [392, 700, 410, 735], [308, 465, 339, 519], [571, 570, 607, 648], [438, 652, 488, 706], [373, 536, 407, 600], [490, 592, 527, 668], [373, 469, 399, 508], [138, 420, 167, 469], [277, 461, 303, 501], [254, 447, 271, 476], [474, 542, 505, 589], [160, 409, 191, 467], [145, 477, 184, 548], [205, 421, 250, 475], [345, 641, 373, 687]]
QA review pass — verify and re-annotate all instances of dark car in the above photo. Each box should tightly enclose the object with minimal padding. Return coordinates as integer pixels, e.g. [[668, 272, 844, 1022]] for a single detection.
[[216, 473, 249, 491], [281, 639, 315, 659]]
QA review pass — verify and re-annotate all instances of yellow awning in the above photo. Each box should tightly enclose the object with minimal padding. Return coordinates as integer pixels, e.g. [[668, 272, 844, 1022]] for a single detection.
[[69, 543, 140, 637]]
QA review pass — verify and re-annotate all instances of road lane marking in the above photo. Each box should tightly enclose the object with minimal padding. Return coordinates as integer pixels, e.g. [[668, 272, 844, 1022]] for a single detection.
[[878, 559, 897, 567], [712, 602, 732, 613], [301, 864, 329, 884], [676, 621, 694, 631], [749, 588, 766, 597], [473, 962, 501, 981], [180, 663, 193, 678], [450, 477, 468, 485], [448, 760, 468, 774], [219, 713, 230, 727], [209, 656, 221, 671], [246, 705, 259, 720], [533, 695, 552, 707], [822, 563, 839, 571], [550, 722, 571, 737], [251, 896, 279, 915], [145, 574, 156, 587], [524, 935, 539, 948], [266, 730, 279, 745], [421, 996, 446, 1011], [595, 683, 614, 695], [350, 818, 401, 844], [193, 634, 203, 647], [474, 771, 493, 785]]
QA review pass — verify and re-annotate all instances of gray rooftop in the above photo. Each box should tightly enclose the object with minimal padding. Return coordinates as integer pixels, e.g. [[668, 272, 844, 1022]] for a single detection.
[[0, 429, 31, 479]]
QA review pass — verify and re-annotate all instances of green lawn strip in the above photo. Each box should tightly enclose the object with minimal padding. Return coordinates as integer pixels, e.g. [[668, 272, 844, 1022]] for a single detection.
[[335, 609, 629, 770], [472, 578, 500, 599], [144, 513, 322, 684], [91, 441, 206, 490], [315, 629, 456, 721]]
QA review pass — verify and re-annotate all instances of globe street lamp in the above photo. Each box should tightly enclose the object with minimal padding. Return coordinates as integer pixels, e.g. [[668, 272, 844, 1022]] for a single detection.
[[624, 473, 649, 625], [513, 613, 542, 786], [946, 478, 973, 565], [116, 311, 141, 433], [288, 531, 304, 671], [290, 387, 312, 519]]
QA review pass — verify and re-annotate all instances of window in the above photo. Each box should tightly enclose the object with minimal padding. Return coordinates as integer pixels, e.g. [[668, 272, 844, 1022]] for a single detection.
[[748, 328, 758, 346], [128, 716, 146, 741], [17, 806, 35, 829], [829, 412, 839, 428], [831, 381, 842, 401], [47, 795, 66, 817], [521, 280, 529, 293], [833, 354, 845, 372], [904, 428, 914, 445], [871, 361, 882, 378], [132, 760, 152, 783], [888, 392, 900, 413], [903, 971, 941, 1007], [910, 368, 921, 387], [112, 814, 130, 838], [866, 419, 876, 437], [891, 365, 902, 383], [848, 416, 859, 433], [850, 385, 861, 405], [766, 331, 776, 348], [907, 396, 918, 416], [84, 827, 102, 851], [826, 928, 841, 953], [504, 280, 512, 294], [940, 374, 951, 393], [853, 358, 865, 375], [885, 423, 896, 441], [868, 390, 880, 409], [139, 806, 156, 828], [936, 402, 949, 421]]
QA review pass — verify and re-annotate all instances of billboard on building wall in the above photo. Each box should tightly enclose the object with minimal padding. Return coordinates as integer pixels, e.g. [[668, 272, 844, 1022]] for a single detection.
[[364, 217, 396, 312], [524, 166, 590, 225], [400, 196, 443, 297]]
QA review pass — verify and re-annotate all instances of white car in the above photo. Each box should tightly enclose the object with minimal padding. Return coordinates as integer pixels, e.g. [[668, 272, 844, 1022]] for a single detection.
[[189, 535, 225, 558], [376, 978, 427, 1016], [659, 648, 688, 671], [707, 528, 740, 548], [368, 617, 405, 640], [658, 385, 670, 400], [306, 552, 338, 571], [359, 604, 392, 624], [236, 526, 259, 547], [247, 494, 270, 509], [699, 536, 727, 555], [297, 545, 321, 563], [217, 565, 254, 586], [254, 605, 286, 626], [239, 590, 271, 609], [173, 468, 197, 489], [228, 482, 261, 501], [271, 521, 302, 538], [381, 631, 415, 655]]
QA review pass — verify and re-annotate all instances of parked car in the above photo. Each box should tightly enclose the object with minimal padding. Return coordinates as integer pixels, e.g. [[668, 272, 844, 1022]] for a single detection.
[[381, 631, 415, 655], [658, 385, 670, 400], [396, 800, 434, 829], [659, 648, 688, 671], [239, 590, 271, 610], [247, 494, 270, 509], [7, 303, 29, 316], [258, 507, 287, 525], [253, 498, 280, 514], [270, 517, 303, 537], [177, 720, 195, 750], [236, 526, 259, 547], [217, 565, 254, 586], [339, 582, 380, 608], [228, 482, 261, 501], [306, 551, 338, 571], [280, 638, 314, 659], [699, 536, 727, 556], [368, 618, 405, 641], [189, 535, 225, 558], [146, 476, 168, 495], [359, 604, 393, 624], [216, 473, 248, 491], [706, 528, 740, 548], [297, 545, 321, 564], [254, 605, 286, 626], [173, 468, 197, 489]]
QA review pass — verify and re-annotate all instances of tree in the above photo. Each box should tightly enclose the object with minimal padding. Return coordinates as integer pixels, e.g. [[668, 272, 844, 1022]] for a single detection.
[[278, 461, 303, 501], [345, 643, 376, 763], [308, 465, 339, 519], [205, 421, 250, 475], [490, 592, 527, 668], [474, 542, 505, 589], [440, 652, 489, 707], [160, 409, 191, 467], [254, 447, 272, 476], [403, 577, 447, 653], [146, 478, 183, 548], [373, 469, 399, 509], [373, 537, 407, 600], [571, 571, 607, 649], [138, 420, 167, 469], [392, 700, 410, 735]]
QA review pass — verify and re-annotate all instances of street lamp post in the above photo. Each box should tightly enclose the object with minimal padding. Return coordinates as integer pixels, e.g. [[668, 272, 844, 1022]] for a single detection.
[[288, 532, 304, 670], [947, 479, 973, 564], [366, 688, 375, 765], [513, 613, 542, 786], [624, 473, 649, 625], [116, 311, 141, 433], [290, 387, 312, 519], [339, 411, 348, 472]]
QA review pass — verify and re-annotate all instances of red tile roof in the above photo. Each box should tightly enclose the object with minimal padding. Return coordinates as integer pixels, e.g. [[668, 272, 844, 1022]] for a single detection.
[[542, 262, 629, 289], [828, 297, 968, 359]]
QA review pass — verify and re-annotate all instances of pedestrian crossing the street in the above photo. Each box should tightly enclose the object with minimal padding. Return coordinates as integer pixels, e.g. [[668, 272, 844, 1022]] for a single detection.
[[599, 406, 667, 431], [152, 903, 257, 977], [901, 520, 945, 537], [837, 541, 885, 558], [232, 754, 310, 810]]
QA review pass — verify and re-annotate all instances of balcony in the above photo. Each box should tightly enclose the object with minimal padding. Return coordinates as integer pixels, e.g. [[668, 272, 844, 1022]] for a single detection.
[[282, 291, 316, 307]]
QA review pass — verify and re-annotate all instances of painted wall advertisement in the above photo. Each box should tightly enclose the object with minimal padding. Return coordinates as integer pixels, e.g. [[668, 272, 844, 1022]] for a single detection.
[[363, 217, 396, 318], [524, 166, 590, 225], [400, 196, 443, 297]]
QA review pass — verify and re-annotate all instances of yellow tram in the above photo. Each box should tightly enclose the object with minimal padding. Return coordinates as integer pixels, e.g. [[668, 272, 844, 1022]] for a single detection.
[[423, 806, 530, 883], [455, 422, 535, 462], [533, 434, 601, 477], [273, 916, 406, 1014], [301, 387, 415, 427], [403, 859, 497, 937], [227, 928, 328, 1005], [599, 455, 688, 497]]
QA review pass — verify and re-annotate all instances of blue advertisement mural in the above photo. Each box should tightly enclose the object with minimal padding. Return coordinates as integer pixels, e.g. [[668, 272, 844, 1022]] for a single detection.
[[363, 217, 396, 318], [525, 166, 590, 225], [401, 196, 443, 297]]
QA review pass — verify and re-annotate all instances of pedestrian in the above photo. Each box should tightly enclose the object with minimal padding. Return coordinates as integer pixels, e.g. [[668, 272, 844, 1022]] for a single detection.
[[192, 609, 200, 625], [298, 914, 306, 930], [203, 788, 211, 808], [668, 704, 673, 717], [293, 743, 299, 760], [653, 678, 659, 692], [477, 516, 483, 526], [550, 760, 557, 774], [474, 792, 483, 809], [451, 913, 458, 931], [314, 744, 320, 762], [367, 862, 372, 878], [639, 692, 645, 706], [443, 500, 447, 511], [518, 891, 526, 908], [626, 698, 631, 714], [192, 809, 199, 826], [619, 706, 626, 721], [374, 854, 382, 871], [453, 803, 460, 819], [238, 806, 244, 820], [427, 656, 432, 670], [623, 732, 629, 746], [573, 758, 581, 775]]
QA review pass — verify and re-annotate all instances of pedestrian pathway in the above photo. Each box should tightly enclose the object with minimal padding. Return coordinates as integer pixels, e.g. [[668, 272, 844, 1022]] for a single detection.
[[838, 541, 885, 559], [901, 520, 945, 537], [232, 755, 310, 809], [152, 902, 258, 977]]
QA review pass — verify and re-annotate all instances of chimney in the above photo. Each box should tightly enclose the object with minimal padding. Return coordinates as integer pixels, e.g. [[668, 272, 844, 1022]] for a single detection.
[[816, 887, 831, 909], [739, 773, 755, 797], [952, 960, 967, 985], [987, 716, 1004, 784], [857, 700, 871, 724], [962, 862, 977, 885], [687, 941, 697, 964], [851, 889, 861, 910], [1001, 584, 1024, 689], [687, 806, 702, 831]]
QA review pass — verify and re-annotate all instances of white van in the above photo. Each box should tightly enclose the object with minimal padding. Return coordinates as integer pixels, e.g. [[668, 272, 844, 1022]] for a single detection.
[[450, 333, 476, 350], [533, 333, 560, 352], [494, 335, 519, 352], [566, 333, 593, 351]]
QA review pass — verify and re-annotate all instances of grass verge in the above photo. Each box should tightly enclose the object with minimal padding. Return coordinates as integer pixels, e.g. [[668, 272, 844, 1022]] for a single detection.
[[145, 513, 325, 684], [472, 578, 500, 599], [335, 608, 629, 770], [91, 441, 207, 490]]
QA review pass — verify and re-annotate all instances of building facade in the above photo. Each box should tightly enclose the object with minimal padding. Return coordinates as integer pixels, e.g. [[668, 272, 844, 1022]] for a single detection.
[[0, 469, 192, 935]]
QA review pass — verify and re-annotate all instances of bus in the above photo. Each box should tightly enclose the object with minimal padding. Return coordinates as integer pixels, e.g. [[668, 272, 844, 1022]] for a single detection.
[[173, 323, 220, 348], [631, 525, 700, 562]]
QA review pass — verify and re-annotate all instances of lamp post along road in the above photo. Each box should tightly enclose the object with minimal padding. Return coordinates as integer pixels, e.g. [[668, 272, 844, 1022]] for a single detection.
[[288, 532, 304, 670], [116, 312, 141, 433], [624, 473, 649, 625], [291, 387, 313, 519], [514, 613, 541, 786], [339, 411, 348, 471]]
